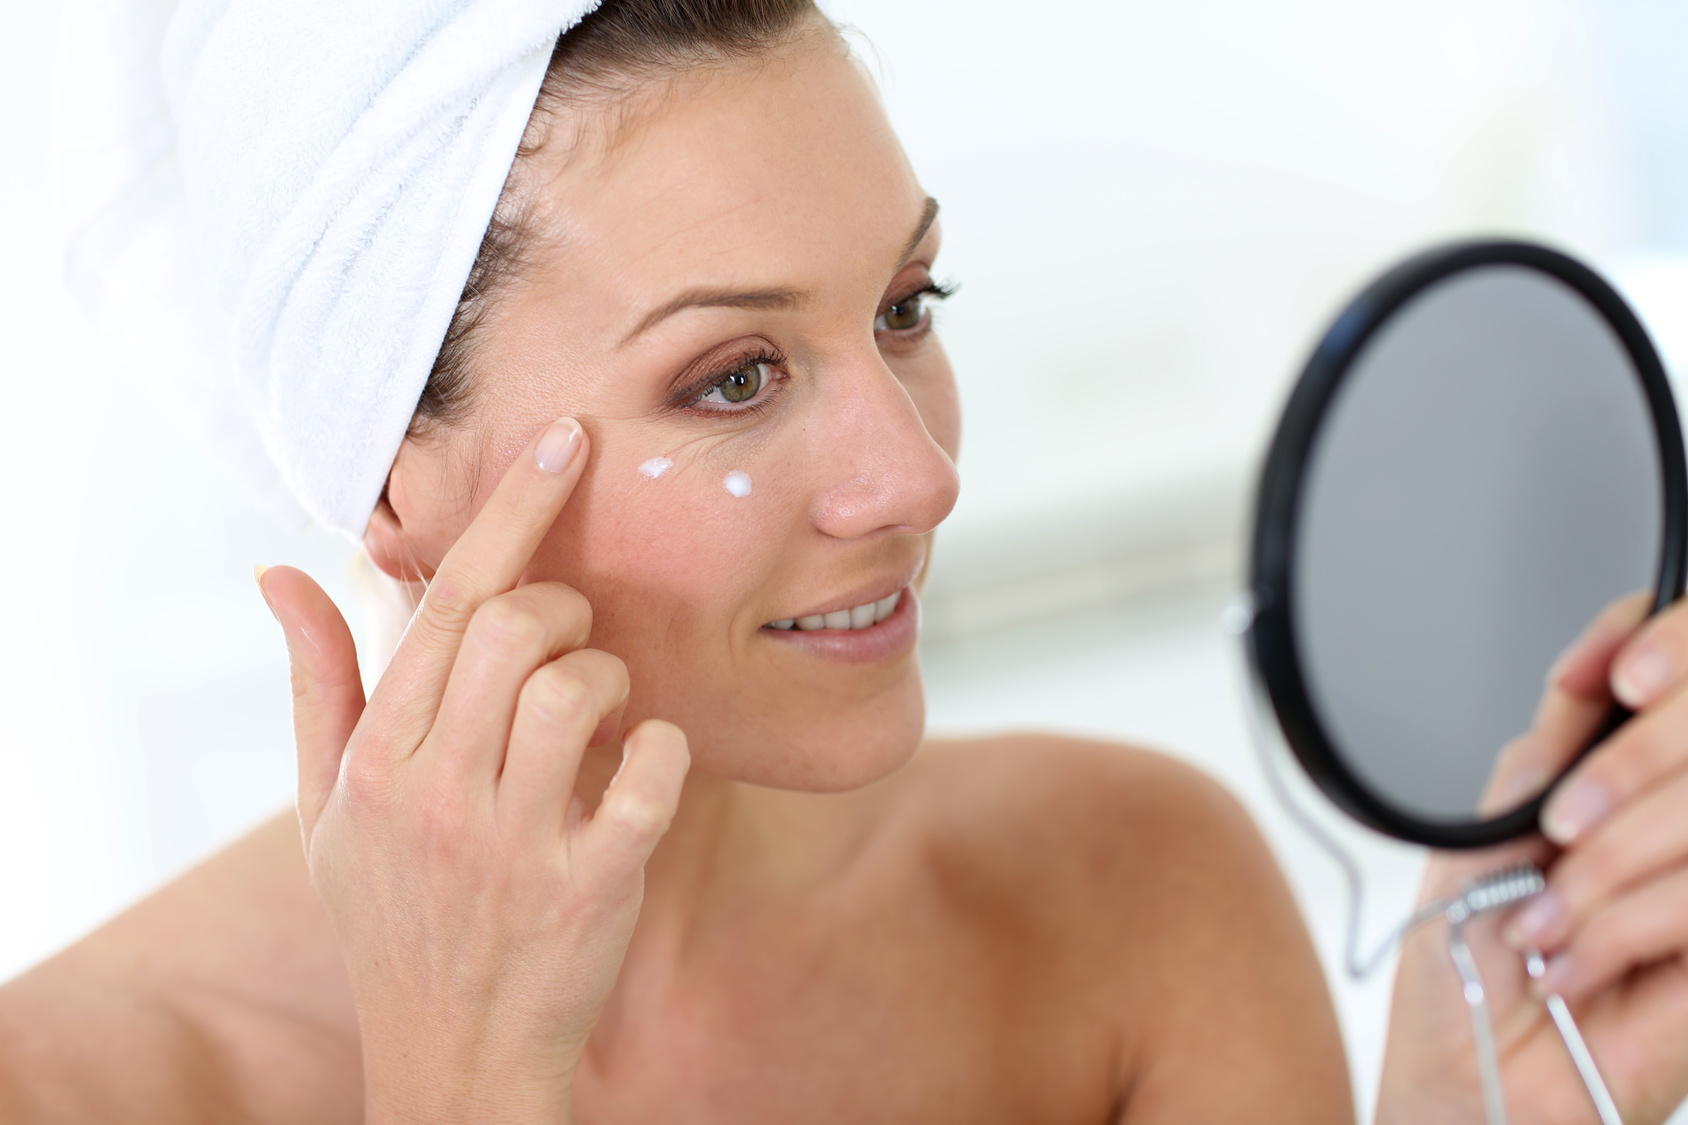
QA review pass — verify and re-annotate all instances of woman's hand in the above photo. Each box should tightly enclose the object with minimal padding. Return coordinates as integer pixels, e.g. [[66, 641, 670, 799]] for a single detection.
[[1378, 594, 1688, 1125], [258, 417, 690, 1125]]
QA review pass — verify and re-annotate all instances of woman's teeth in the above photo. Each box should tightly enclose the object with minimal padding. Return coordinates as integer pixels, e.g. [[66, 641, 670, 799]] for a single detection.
[[769, 591, 901, 632]]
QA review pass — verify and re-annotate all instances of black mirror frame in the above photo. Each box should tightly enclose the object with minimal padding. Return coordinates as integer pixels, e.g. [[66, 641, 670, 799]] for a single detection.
[[1247, 239, 1688, 849]]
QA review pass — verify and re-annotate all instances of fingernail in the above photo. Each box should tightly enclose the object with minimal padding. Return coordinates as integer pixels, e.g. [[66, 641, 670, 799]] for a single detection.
[[535, 417, 583, 473], [1543, 779, 1611, 844], [253, 564, 279, 624], [1503, 890, 1565, 949], [1541, 952, 1576, 996], [1614, 644, 1674, 707]]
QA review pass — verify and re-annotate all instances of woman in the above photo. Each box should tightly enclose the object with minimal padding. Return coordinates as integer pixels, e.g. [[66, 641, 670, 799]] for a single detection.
[[7, 1, 1688, 1121]]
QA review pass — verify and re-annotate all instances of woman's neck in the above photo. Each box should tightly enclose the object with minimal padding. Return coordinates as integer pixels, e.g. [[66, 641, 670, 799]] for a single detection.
[[574, 742, 880, 926]]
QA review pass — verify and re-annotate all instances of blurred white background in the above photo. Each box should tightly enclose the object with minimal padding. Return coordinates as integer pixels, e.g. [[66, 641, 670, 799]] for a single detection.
[[5, 0, 1688, 1119]]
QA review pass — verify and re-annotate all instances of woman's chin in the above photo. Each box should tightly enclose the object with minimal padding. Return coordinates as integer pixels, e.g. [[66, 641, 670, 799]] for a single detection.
[[690, 686, 928, 793]]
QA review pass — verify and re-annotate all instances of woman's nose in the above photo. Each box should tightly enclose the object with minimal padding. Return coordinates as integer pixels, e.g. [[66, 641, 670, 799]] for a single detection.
[[808, 361, 960, 541]]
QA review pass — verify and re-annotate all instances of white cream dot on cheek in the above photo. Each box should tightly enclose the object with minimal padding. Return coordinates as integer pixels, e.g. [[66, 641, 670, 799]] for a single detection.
[[638, 457, 673, 479], [723, 470, 752, 498]]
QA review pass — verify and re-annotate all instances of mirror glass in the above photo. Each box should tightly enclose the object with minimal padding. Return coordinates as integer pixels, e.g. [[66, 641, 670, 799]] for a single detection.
[[1292, 264, 1662, 823]]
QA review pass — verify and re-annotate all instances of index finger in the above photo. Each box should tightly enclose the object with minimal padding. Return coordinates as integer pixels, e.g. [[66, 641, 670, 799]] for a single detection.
[[378, 416, 588, 715], [1481, 592, 1650, 813]]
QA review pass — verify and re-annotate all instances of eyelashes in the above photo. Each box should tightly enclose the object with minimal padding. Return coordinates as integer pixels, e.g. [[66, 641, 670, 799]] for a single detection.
[[675, 346, 788, 417], [901, 278, 959, 307], [672, 277, 958, 417], [876, 279, 956, 336]]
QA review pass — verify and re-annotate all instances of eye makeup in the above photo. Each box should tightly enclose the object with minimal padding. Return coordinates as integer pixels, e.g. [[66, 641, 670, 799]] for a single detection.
[[670, 343, 788, 416]]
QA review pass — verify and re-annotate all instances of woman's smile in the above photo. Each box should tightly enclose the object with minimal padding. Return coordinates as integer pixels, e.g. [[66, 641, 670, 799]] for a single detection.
[[42, 4, 1688, 1124], [760, 562, 922, 664]]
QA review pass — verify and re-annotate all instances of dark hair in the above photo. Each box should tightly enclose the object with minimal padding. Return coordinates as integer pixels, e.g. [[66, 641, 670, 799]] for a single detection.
[[412, 0, 829, 437]]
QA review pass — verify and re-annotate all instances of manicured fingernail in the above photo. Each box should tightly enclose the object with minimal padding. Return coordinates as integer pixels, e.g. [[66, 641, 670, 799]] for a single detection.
[[1503, 890, 1564, 949], [1541, 952, 1575, 996], [253, 564, 278, 623], [535, 417, 583, 473], [1544, 780, 1611, 844], [1614, 644, 1674, 707]]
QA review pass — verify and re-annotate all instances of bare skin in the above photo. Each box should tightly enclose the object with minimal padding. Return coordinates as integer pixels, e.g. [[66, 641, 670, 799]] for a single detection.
[[1381, 594, 1688, 1124], [0, 27, 1348, 1124], [0, 736, 1341, 1124], [7, 16, 1688, 1125]]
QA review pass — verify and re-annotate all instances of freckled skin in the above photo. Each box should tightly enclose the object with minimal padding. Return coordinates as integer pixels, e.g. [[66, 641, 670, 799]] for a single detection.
[[0, 23, 1353, 1125], [374, 32, 963, 793]]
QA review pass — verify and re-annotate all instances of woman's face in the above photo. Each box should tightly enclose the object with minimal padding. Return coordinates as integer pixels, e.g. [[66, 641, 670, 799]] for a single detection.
[[375, 29, 962, 791]]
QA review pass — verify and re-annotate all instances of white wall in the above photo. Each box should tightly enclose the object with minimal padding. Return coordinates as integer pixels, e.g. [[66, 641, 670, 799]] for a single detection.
[[829, 0, 1639, 535]]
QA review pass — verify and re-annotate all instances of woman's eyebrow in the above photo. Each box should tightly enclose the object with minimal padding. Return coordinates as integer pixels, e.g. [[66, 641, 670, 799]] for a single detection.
[[622, 286, 806, 346], [898, 196, 940, 268], [619, 196, 939, 347]]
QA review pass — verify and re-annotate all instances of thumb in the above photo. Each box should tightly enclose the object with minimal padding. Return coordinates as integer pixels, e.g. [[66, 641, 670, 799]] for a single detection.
[[257, 565, 365, 839]]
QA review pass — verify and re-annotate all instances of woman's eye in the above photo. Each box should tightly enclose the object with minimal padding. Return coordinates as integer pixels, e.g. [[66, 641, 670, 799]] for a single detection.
[[699, 361, 773, 406], [876, 293, 926, 333]]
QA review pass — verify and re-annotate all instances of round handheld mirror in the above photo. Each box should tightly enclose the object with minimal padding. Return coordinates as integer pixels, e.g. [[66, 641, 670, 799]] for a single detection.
[[1247, 240, 1688, 849]]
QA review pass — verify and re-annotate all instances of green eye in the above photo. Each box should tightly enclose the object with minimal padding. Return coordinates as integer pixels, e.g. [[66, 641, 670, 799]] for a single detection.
[[709, 361, 768, 405], [878, 293, 924, 332]]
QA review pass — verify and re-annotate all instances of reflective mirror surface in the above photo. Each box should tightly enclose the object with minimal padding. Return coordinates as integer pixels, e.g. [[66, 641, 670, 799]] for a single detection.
[[1293, 265, 1660, 822], [1250, 242, 1685, 846]]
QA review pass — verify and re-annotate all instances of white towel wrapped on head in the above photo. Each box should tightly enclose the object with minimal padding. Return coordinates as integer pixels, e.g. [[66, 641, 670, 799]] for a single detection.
[[58, 0, 602, 534]]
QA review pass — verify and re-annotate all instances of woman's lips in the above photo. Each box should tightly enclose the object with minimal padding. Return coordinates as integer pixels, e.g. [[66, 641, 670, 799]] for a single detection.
[[758, 586, 919, 663], [769, 590, 902, 633]]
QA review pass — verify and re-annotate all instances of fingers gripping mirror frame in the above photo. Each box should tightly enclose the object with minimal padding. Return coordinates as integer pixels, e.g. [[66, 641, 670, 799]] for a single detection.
[[1246, 239, 1688, 850], [1232, 239, 1674, 1124], [1233, 626, 1622, 1125]]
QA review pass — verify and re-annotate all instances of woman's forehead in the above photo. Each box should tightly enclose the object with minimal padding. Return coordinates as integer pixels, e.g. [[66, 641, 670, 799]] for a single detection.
[[530, 39, 929, 309]]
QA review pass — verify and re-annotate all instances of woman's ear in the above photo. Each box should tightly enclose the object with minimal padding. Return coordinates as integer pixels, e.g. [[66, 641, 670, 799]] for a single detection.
[[364, 434, 469, 583], [363, 493, 434, 583]]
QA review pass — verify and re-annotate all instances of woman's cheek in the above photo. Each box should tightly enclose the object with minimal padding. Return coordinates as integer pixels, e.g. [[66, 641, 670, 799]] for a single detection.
[[535, 451, 783, 643]]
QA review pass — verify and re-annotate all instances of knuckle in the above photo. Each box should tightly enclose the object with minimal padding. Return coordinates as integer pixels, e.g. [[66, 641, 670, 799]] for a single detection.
[[1600, 732, 1670, 803], [339, 751, 396, 810], [415, 791, 474, 860], [610, 794, 673, 839], [542, 583, 594, 646], [473, 595, 549, 657], [525, 665, 592, 725], [421, 575, 480, 631], [569, 648, 629, 698], [1590, 732, 1651, 795], [1569, 841, 1624, 900]]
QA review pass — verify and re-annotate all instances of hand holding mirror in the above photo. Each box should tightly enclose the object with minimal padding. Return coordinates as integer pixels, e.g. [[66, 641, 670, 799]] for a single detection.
[[1248, 239, 1686, 847], [1241, 240, 1686, 1124]]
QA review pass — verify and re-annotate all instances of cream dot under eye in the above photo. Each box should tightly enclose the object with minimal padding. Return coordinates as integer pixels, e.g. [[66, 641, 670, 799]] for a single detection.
[[638, 457, 673, 479], [723, 470, 752, 498]]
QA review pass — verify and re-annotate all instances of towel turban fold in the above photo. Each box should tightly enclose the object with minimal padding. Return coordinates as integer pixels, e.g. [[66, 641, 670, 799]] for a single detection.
[[58, 0, 602, 534]]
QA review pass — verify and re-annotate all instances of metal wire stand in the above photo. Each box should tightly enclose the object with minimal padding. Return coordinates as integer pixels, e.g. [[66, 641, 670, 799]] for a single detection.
[[1227, 596, 1623, 1124]]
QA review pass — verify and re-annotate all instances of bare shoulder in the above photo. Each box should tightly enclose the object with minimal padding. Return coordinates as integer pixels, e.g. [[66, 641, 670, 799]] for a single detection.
[[0, 813, 359, 1124], [894, 732, 1273, 911], [887, 732, 1352, 1124]]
